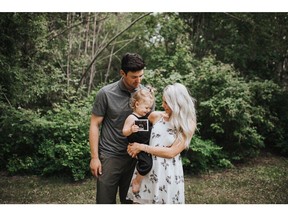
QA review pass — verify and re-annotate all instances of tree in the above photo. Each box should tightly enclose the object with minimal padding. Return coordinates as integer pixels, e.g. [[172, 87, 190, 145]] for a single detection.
[[179, 13, 288, 83]]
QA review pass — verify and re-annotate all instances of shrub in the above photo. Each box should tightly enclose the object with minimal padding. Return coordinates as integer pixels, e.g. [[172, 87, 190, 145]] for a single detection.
[[182, 135, 233, 174], [186, 56, 265, 161], [0, 97, 92, 181]]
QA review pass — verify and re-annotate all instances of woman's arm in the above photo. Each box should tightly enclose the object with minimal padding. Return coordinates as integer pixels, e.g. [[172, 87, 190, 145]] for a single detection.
[[128, 138, 186, 159], [148, 111, 164, 124]]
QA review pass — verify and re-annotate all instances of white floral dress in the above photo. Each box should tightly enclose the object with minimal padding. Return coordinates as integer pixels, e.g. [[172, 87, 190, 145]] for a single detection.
[[126, 117, 185, 204]]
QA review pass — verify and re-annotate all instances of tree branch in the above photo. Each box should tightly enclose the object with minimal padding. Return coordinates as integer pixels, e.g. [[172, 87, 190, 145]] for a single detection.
[[76, 12, 152, 92]]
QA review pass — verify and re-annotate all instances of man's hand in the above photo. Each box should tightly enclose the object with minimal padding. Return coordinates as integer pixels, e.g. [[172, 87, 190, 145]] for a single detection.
[[90, 158, 102, 177]]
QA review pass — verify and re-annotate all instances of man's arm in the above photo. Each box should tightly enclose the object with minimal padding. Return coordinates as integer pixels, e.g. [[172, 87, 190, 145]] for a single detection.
[[89, 114, 104, 177]]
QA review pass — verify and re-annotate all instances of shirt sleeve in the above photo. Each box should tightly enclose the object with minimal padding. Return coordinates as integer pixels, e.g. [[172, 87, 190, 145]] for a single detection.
[[91, 89, 107, 116]]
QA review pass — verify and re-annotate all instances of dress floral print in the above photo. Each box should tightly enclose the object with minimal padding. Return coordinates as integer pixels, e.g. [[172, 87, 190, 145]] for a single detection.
[[126, 117, 185, 204]]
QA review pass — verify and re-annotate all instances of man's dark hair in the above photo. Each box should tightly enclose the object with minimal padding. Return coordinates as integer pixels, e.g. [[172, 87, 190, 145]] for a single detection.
[[121, 53, 145, 74]]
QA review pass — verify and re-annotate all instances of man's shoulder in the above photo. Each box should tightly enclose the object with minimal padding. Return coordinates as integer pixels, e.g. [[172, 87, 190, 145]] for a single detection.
[[103, 80, 119, 90], [99, 80, 120, 94], [94, 81, 120, 100]]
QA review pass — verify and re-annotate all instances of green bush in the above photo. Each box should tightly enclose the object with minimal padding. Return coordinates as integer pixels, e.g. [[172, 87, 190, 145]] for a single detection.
[[38, 140, 90, 181], [249, 80, 288, 156], [0, 97, 92, 181], [186, 56, 265, 161], [143, 69, 184, 110], [0, 104, 42, 167], [182, 136, 233, 174]]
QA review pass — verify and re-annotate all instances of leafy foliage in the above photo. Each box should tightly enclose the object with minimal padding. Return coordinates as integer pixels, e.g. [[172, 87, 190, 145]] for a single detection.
[[186, 56, 266, 160], [182, 136, 233, 174], [179, 13, 288, 81], [0, 97, 93, 181], [0, 12, 288, 180]]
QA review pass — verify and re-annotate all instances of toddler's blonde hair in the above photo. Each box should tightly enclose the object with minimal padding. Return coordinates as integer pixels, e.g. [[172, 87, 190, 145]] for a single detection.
[[130, 87, 155, 110]]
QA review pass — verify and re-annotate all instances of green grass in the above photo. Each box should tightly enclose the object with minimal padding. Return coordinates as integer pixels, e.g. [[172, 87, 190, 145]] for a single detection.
[[185, 154, 288, 204], [0, 174, 96, 204], [1, 153, 287, 204]]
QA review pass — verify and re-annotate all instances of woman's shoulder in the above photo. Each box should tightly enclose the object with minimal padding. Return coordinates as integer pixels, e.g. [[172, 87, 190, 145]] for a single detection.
[[148, 111, 165, 124]]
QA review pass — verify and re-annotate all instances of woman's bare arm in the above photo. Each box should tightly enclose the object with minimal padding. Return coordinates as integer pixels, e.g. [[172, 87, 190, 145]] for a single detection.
[[128, 138, 186, 159]]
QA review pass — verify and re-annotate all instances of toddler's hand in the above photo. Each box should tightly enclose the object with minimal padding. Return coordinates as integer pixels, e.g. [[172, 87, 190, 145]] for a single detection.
[[131, 124, 139, 133]]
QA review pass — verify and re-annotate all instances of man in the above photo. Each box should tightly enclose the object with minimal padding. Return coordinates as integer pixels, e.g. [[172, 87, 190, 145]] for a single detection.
[[89, 53, 146, 204]]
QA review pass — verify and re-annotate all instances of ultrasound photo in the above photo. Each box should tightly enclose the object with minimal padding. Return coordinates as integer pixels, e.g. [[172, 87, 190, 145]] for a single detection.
[[134, 119, 149, 131]]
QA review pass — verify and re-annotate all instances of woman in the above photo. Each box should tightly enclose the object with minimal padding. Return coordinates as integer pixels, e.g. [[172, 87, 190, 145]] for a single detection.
[[126, 83, 197, 204]]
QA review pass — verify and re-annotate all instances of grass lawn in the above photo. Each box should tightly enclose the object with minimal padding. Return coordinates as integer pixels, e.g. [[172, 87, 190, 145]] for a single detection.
[[0, 153, 287, 204]]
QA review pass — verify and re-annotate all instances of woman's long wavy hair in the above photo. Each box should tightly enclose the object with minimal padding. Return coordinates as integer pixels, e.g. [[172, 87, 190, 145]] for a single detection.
[[163, 83, 197, 148]]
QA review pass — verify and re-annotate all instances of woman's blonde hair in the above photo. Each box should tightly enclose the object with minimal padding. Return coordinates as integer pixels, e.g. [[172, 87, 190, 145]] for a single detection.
[[163, 83, 197, 148]]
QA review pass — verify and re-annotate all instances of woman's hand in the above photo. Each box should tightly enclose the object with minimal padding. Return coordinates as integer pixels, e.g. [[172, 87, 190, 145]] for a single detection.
[[127, 142, 142, 158]]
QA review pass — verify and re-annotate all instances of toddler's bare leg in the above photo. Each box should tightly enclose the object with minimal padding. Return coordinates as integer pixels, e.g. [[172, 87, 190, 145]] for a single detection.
[[132, 173, 144, 193]]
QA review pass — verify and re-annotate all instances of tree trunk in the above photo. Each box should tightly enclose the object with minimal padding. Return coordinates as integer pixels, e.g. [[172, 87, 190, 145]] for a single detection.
[[105, 45, 115, 84], [66, 13, 72, 88], [88, 13, 98, 95]]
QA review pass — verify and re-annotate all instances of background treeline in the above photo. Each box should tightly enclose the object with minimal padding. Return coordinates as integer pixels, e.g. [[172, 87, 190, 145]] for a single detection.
[[0, 12, 287, 181]]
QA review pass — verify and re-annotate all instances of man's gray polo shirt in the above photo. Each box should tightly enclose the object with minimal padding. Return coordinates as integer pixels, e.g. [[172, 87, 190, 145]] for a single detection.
[[92, 78, 144, 156]]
